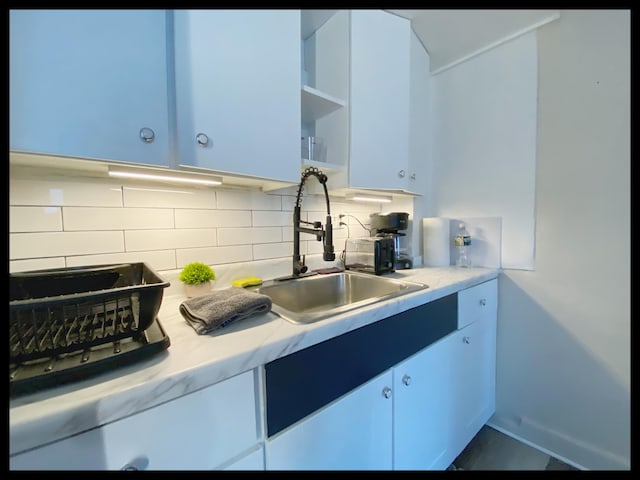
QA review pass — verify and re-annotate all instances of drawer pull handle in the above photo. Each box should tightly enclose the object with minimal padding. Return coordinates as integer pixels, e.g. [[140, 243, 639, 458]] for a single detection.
[[479, 298, 487, 306], [196, 132, 210, 147], [139, 127, 155, 143], [382, 386, 392, 399]]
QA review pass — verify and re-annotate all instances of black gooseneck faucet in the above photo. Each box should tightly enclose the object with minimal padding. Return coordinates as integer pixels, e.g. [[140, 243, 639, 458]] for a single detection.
[[292, 166, 335, 276]]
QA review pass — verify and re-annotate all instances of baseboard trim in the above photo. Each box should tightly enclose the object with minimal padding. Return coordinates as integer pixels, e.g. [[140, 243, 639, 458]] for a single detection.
[[486, 421, 586, 471]]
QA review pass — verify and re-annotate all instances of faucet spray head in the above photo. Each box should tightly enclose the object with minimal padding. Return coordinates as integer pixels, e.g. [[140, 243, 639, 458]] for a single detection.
[[323, 215, 335, 261]]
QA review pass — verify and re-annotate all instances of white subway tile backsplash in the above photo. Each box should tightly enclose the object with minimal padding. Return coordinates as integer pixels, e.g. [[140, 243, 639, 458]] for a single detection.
[[124, 228, 217, 251], [282, 226, 293, 240], [176, 245, 253, 268], [9, 169, 416, 273], [305, 239, 326, 255], [329, 200, 351, 213], [63, 207, 174, 231], [333, 225, 349, 240], [174, 209, 251, 229], [10, 257, 66, 273], [281, 194, 298, 212], [252, 210, 290, 227], [215, 190, 252, 210], [122, 185, 215, 209], [216, 190, 283, 211], [10, 206, 62, 232], [253, 242, 293, 260], [218, 227, 282, 246], [300, 195, 329, 212], [252, 192, 283, 211], [10, 231, 124, 259], [10, 177, 123, 207], [65, 250, 177, 271]]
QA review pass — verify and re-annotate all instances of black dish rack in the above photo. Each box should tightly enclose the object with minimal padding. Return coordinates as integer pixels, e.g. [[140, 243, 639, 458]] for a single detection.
[[9, 263, 171, 396]]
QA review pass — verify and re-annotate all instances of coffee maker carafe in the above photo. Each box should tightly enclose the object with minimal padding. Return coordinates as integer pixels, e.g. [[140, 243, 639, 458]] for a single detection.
[[369, 212, 413, 270]]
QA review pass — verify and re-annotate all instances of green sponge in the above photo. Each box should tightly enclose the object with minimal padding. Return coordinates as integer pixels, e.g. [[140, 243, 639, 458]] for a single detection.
[[231, 276, 263, 288]]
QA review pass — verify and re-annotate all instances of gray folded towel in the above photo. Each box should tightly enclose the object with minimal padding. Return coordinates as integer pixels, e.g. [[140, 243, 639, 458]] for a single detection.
[[179, 287, 272, 334]]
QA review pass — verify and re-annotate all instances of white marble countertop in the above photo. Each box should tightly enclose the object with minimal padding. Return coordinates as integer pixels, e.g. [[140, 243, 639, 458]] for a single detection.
[[9, 266, 500, 456]]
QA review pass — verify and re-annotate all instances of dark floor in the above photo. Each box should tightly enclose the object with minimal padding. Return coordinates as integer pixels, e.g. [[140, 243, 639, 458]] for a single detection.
[[449, 425, 579, 471]]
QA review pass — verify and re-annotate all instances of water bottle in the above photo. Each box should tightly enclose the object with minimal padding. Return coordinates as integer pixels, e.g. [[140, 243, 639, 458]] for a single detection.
[[454, 223, 471, 268]]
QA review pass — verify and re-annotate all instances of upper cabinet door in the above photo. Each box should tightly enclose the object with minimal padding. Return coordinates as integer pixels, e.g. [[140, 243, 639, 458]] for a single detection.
[[174, 10, 301, 183], [349, 10, 411, 191], [9, 10, 171, 166]]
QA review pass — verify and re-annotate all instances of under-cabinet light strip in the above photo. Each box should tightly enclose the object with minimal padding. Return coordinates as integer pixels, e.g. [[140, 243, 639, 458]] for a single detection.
[[348, 194, 393, 203], [108, 169, 222, 186]]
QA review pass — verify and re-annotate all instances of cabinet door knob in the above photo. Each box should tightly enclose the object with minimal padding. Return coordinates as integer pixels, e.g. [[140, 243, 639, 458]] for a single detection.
[[398, 170, 406, 178], [402, 374, 412, 386], [196, 132, 210, 147], [121, 456, 149, 471], [479, 298, 487, 306], [463, 336, 471, 344], [382, 386, 392, 399], [410, 173, 416, 180], [139, 127, 155, 143]]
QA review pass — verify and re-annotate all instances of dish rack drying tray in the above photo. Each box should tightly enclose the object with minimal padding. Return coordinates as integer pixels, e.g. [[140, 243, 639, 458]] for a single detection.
[[9, 263, 170, 396]]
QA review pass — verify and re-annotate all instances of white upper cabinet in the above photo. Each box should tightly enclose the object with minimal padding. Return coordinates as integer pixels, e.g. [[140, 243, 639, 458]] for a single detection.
[[300, 10, 348, 176], [349, 10, 411, 191], [9, 10, 171, 166], [304, 10, 418, 194], [173, 10, 301, 183]]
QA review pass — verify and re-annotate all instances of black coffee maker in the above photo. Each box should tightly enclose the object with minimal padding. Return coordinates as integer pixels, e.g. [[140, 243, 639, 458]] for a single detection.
[[370, 212, 412, 270]]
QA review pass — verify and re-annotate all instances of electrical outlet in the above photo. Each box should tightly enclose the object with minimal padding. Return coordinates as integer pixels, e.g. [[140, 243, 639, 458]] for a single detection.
[[332, 214, 346, 226]]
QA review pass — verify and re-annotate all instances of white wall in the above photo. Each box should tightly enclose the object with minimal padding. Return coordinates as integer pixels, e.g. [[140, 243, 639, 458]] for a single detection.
[[488, 10, 630, 470], [430, 31, 538, 270]]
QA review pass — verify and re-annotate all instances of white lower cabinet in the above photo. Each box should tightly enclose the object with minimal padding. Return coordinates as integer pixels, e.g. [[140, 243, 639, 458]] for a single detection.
[[448, 279, 498, 462], [264, 279, 498, 471], [265, 371, 394, 470], [10, 369, 261, 470], [264, 336, 459, 471], [393, 333, 456, 470]]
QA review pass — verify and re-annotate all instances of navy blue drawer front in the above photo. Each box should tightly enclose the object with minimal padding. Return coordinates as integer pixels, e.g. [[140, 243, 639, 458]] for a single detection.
[[265, 294, 457, 437]]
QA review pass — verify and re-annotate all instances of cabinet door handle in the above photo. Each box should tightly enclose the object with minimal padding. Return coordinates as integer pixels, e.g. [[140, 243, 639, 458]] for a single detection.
[[410, 173, 416, 180], [139, 127, 155, 143], [196, 132, 210, 147], [463, 336, 471, 344], [398, 170, 406, 178], [121, 455, 149, 471], [479, 298, 487, 306], [382, 386, 392, 399], [402, 374, 412, 386]]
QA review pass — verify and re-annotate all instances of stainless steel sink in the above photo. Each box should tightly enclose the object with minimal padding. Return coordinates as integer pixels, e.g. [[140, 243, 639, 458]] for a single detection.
[[254, 270, 428, 324]]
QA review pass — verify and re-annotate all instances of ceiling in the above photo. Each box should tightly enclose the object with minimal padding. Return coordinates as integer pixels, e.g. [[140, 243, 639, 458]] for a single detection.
[[386, 9, 560, 74]]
